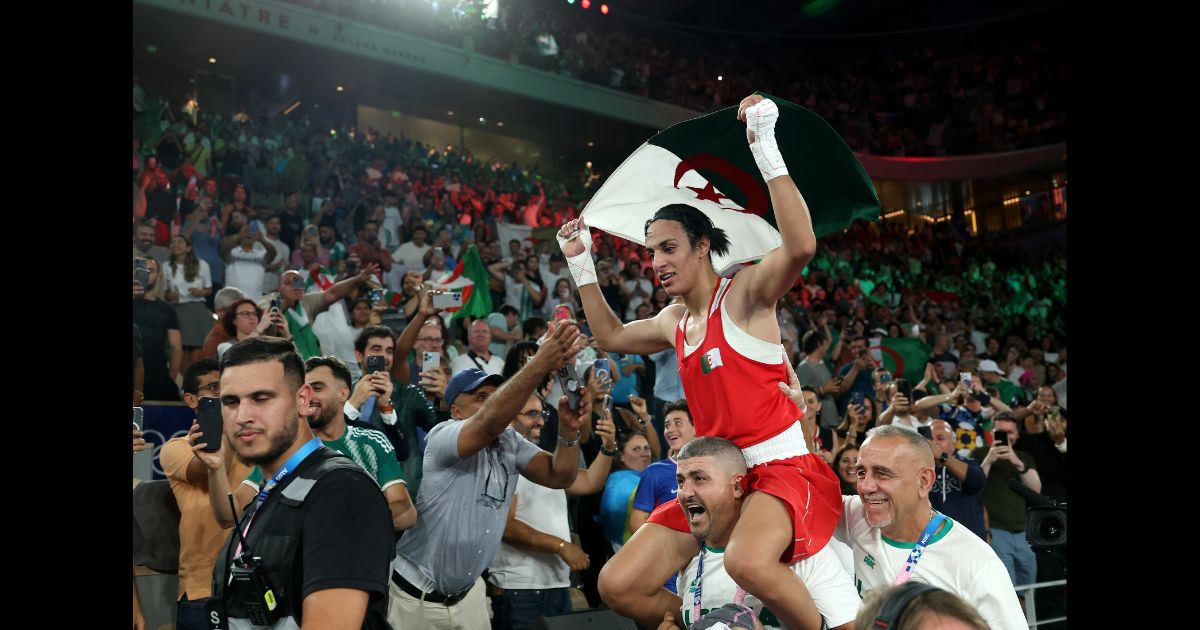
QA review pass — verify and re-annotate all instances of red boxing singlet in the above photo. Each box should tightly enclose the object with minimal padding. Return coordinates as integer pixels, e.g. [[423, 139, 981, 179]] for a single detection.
[[650, 276, 842, 563], [674, 277, 800, 447]]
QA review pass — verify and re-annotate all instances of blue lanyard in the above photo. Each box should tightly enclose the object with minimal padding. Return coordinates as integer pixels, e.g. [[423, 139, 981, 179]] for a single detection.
[[255, 438, 323, 507], [893, 512, 947, 585], [691, 546, 747, 624]]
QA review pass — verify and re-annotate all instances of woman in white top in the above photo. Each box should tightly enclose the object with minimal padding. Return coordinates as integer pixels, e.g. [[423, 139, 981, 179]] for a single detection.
[[164, 234, 215, 364], [220, 224, 277, 302]]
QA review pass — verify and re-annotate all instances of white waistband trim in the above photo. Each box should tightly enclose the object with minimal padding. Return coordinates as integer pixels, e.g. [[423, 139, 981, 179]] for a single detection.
[[742, 421, 810, 467]]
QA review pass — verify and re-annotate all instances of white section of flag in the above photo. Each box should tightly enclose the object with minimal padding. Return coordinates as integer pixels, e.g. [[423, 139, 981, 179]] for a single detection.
[[581, 143, 782, 275], [496, 222, 535, 255]]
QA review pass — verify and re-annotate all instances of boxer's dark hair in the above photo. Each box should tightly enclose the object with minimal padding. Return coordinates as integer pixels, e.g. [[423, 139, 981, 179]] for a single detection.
[[644, 204, 731, 259]]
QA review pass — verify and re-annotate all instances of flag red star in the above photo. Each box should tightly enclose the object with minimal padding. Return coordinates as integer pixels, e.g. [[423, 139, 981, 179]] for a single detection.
[[686, 181, 729, 204]]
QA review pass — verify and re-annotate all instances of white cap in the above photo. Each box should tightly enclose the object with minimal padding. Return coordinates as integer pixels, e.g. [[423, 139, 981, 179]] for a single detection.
[[978, 359, 1005, 375]]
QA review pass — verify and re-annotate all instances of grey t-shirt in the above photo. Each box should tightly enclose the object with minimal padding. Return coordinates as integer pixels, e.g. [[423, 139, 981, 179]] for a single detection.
[[794, 358, 840, 429], [393, 419, 543, 595]]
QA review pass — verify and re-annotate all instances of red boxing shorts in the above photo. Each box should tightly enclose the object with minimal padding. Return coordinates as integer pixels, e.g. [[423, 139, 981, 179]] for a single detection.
[[647, 452, 842, 563]]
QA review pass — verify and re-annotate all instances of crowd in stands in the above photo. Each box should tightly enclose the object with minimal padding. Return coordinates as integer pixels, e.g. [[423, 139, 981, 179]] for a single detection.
[[132, 65, 1066, 628], [278, 0, 1067, 156]]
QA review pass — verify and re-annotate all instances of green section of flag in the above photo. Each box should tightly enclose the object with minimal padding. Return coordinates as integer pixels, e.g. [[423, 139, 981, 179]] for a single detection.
[[876, 338, 931, 384], [648, 91, 880, 238], [452, 245, 494, 320]]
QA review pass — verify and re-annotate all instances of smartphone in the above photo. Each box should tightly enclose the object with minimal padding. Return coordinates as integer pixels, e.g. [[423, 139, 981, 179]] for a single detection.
[[422, 352, 441, 370], [895, 379, 913, 400], [558, 365, 582, 410], [1046, 406, 1061, 423], [366, 355, 387, 374], [850, 392, 865, 409], [250, 222, 259, 236], [369, 287, 385, 306], [269, 297, 282, 312], [994, 430, 1009, 446], [593, 359, 610, 384], [132, 407, 144, 431], [432, 292, 463, 309], [197, 396, 223, 452], [602, 394, 614, 418], [878, 371, 893, 385], [960, 372, 973, 390], [552, 305, 572, 321], [133, 258, 150, 286]]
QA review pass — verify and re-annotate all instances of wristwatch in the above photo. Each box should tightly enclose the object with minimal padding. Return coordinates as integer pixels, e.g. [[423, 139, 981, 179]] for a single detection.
[[600, 444, 618, 456], [558, 431, 581, 447]]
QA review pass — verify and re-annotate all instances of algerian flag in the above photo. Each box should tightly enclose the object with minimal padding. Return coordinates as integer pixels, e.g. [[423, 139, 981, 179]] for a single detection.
[[583, 91, 879, 274], [431, 244, 493, 319], [306, 266, 338, 292], [497, 222, 560, 256], [871, 338, 931, 384]]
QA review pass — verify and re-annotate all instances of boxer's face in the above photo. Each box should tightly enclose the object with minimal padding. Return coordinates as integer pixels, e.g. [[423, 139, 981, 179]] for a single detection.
[[646, 220, 710, 296]]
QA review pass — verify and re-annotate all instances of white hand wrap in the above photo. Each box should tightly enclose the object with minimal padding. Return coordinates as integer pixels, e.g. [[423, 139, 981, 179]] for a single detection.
[[556, 223, 598, 287], [745, 99, 788, 182]]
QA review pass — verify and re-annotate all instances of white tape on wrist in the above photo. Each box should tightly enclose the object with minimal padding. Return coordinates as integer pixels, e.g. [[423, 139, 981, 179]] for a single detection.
[[557, 224, 597, 287], [746, 100, 788, 182]]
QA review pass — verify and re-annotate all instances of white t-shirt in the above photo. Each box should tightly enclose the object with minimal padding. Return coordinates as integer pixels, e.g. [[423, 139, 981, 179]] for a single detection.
[[450, 351, 505, 377], [392, 241, 431, 274], [488, 475, 572, 589], [311, 301, 364, 381], [262, 234, 291, 291], [164, 259, 212, 303], [834, 496, 1028, 630], [381, 206, 403, 252], [540, 264, 570, 293], [225, 242, 270, 301], [890, 415, 933, 434], [676, 542, 859, 629]]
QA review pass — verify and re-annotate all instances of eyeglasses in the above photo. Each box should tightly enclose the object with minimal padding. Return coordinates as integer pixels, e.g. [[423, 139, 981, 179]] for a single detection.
[[478, 448, 511, 509], [417, 337, 444, 345], [197, 382, 220, 394], [236, 311, 259, 318], [517, 410, 544, 420]]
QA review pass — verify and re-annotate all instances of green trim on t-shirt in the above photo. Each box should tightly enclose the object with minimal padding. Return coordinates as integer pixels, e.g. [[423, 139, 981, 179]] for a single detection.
[[704, 544, 726, 553], [882, 515, 953, 549]]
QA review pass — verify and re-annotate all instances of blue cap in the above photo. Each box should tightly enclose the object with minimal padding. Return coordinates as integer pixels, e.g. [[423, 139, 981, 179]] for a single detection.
[[444, 368, 504, 407]]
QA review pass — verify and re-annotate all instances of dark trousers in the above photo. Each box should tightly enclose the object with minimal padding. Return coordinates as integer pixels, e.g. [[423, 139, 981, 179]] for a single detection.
[[177, 595, 211, 630], [490, 586, 571, 630]]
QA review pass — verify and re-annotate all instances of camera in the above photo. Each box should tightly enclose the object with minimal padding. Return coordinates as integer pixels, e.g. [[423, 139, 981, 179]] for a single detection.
[[1027, 505, 1067, 549]]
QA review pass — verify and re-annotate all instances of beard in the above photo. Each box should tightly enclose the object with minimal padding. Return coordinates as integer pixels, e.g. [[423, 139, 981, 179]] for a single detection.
[[305, 401, 338, 431], [138, 239, 155, 252], [237, 410, 301, 468]]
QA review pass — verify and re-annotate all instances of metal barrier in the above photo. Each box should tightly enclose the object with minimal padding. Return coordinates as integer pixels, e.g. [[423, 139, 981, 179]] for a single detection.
[[1014, 578, 1067, 628]]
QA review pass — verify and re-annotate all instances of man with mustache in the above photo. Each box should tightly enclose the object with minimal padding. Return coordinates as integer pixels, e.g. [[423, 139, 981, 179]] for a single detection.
[[204, 355, 416, 531], [191, 337, 394, 629], [669, 436, 859, 629]]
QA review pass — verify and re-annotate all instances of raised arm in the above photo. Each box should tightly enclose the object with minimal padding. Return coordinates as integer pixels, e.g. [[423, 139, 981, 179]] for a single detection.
[[736, 96, 817, 308], [456, 322, 584, 458], [557, 218, 678, 355]]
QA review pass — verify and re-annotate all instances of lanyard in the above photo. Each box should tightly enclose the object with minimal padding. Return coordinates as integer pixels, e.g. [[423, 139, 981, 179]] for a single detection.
[[692, 546, 747, 624], [235, 439, 323, 558], [892, 512, 947, 585]]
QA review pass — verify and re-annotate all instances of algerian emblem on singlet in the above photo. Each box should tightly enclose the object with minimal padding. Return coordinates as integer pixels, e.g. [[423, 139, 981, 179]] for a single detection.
[[701, 348, 724, 374]]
